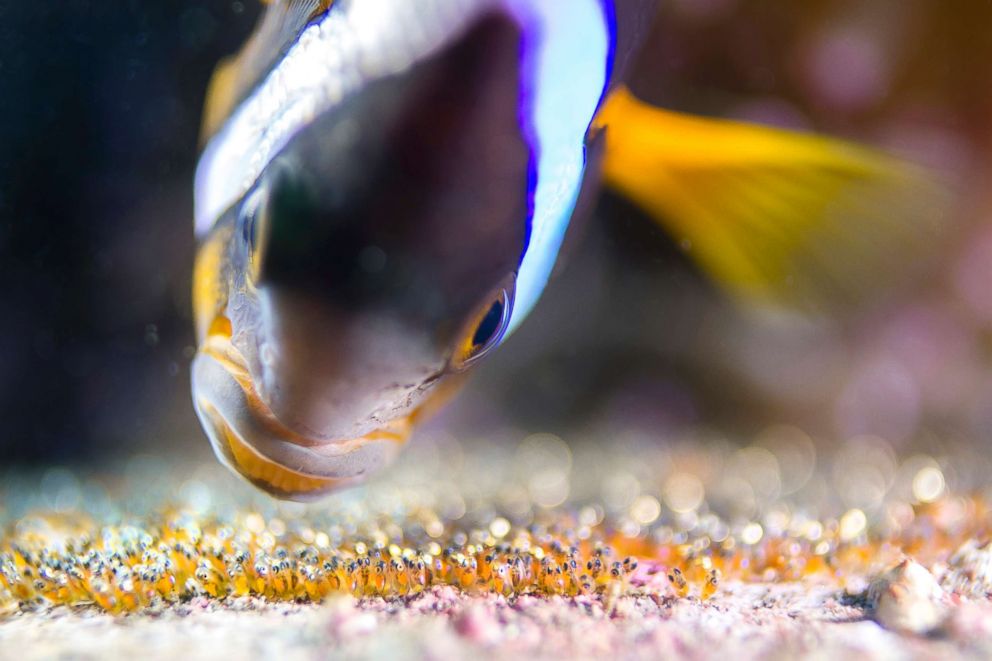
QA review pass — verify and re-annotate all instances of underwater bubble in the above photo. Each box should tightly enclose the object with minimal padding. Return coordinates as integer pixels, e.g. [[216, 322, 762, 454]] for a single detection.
[[663, 473, 704, 514], [913, 467, 946, 504]]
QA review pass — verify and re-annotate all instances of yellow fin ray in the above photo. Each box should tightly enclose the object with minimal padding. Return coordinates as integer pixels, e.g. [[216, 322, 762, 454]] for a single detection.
[[595, 87, 950, 311]]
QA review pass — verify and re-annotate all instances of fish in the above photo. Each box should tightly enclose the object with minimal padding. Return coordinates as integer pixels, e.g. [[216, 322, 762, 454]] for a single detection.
[[191, 0, 948, 500]]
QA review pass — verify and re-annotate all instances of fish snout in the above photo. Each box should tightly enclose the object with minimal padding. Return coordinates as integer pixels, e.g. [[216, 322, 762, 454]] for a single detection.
[[252, 290, 448, 443], [191, 349, 407, 501]]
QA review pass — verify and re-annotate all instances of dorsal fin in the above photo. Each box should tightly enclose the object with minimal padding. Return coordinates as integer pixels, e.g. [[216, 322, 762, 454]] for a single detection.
[[201, 0, 334, 144]]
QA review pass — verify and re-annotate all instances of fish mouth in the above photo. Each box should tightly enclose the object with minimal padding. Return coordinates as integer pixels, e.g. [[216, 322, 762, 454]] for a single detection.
[[192, 336, 409, 501]]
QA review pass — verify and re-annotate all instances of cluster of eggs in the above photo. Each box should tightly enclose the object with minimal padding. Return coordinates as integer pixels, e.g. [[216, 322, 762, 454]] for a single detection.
[[1, 513, 651, 614], [2, 489, 987, 615]]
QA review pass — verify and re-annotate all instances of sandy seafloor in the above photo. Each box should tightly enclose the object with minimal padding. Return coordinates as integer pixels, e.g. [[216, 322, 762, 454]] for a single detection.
[[4, 583, 992, 660]]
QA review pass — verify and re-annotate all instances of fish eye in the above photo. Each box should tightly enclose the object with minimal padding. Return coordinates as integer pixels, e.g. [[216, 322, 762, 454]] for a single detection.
[[472, 298, 505, 348], [452, 284, 513, 371], [239, 187, 268, 282]]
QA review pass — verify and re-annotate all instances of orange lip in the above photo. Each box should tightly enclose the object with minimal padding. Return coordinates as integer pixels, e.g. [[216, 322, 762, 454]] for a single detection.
[[193, 337, 411, 501], [199, 400, 359, 498]]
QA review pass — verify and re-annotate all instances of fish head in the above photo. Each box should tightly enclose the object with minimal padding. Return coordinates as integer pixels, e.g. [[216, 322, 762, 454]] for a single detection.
[[191, 14, 529, 500]]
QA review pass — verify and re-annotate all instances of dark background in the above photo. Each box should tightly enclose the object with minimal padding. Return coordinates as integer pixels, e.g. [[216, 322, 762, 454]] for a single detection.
[[2, 1, 991, 465], [0, 2, 263, 462]]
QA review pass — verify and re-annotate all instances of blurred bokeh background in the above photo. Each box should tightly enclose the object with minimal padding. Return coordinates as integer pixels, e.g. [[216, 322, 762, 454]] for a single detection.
[[1, 0, 991, 468]]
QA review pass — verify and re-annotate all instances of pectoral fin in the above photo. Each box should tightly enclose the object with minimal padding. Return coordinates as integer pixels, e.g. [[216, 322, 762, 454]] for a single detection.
[[594, 87, 951, 312]]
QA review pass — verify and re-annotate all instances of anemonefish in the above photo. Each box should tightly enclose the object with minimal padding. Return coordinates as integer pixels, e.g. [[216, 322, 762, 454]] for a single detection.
[[192, 0, 947, 500]]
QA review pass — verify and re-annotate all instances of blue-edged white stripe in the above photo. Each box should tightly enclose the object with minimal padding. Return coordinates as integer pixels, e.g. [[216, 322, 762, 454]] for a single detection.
[[194, 0, 483, 236], [502, 0, 612, 335]]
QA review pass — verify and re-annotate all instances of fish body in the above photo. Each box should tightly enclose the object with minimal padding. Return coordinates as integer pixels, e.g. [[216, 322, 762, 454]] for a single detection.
[[195, 0, 649, 334], [192, 0, 945, 500]]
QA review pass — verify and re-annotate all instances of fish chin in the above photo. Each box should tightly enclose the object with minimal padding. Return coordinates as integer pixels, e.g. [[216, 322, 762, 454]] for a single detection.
[[191, 348, 408, 501]]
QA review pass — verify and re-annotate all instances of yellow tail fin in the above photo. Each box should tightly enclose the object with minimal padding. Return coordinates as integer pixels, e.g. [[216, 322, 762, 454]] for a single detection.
[[595, 87, 950, 312]]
